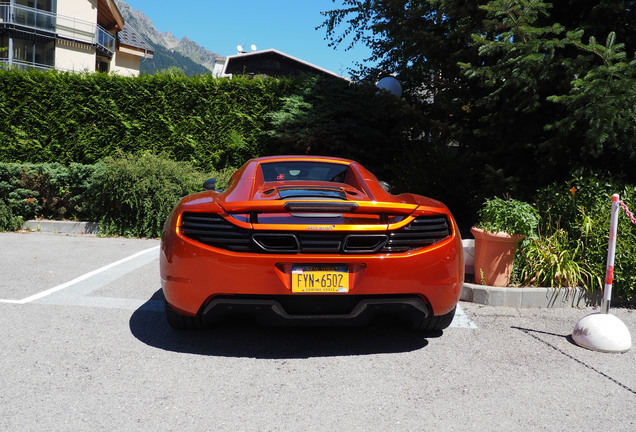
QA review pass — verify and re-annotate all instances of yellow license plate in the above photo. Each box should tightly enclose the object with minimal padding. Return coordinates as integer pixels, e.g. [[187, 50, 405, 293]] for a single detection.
[[291, 265, 349, 293]]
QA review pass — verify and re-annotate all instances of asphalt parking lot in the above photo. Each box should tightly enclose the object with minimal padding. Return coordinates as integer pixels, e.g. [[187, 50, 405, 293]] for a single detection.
[[1, 232, 635, 431]]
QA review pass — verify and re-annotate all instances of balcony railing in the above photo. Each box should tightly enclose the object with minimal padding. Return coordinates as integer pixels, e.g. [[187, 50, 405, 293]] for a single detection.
[[1, 3, 57, 34], [0, 3, 115, 55], [0, 58, 54, 71], [96, 25, 115, 54]]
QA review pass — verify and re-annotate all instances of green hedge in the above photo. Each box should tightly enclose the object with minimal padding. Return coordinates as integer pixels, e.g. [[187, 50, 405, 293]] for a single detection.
[[0, 198, 22, 231], [0, 70, 430, 196], [0, 69, 294, 170], [90, 152, 229, 238], [0, 162, 98, 221], [0, 154, 229, 237]]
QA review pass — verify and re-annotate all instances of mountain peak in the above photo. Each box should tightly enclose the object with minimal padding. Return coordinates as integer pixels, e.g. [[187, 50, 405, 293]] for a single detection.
[[114, 0, 220, 74]]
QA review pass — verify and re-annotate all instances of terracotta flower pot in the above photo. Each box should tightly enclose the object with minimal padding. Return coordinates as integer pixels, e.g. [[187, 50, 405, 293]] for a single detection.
[[471, 227, 524, 287]]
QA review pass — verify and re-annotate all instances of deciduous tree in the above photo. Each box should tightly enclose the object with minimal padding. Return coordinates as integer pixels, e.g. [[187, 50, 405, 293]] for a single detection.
[[321, 0, 636, 217]]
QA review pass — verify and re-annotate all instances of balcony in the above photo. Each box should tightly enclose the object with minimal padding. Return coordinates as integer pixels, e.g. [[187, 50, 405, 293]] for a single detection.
[[1, 3, 57, 35], [0, 57, 54, 71], [96, 25, 115, 57], [0, 2, 115, 55]]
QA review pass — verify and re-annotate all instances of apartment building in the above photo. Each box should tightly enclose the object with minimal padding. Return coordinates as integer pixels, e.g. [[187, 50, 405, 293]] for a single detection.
[[0, 0, 152, 75]]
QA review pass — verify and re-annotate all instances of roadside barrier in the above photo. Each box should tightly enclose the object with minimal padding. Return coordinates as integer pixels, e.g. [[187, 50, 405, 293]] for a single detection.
[[572, 194, 632, 353], [601, 195, 621, 314], [619, 199, 636, 226]]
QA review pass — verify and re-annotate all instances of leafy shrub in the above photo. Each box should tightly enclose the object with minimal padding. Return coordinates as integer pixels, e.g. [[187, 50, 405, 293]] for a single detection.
[[0, 198, 23, 231], [517, 229, 601, 291], [89, 152, 219, 238], [0, 69, 293, 171], [0, 162, 97, 221], [530, 175, 636, 302], [474, 196, 539, 237], [262, 75, 424, 184]]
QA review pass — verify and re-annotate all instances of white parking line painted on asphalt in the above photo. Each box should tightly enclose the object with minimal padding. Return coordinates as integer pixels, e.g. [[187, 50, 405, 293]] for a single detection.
[[450, 304, 478, 329], [0, 246, 160, 304]]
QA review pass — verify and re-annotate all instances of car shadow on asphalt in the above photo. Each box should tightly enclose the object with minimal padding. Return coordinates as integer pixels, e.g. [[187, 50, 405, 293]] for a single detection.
[[129, 290, 439, 358]]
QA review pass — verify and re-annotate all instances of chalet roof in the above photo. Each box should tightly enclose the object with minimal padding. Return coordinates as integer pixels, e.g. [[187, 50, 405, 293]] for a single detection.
[[223, 49, 345, 80], [118, 23, 154, 53], [98, 0, 125, 31]]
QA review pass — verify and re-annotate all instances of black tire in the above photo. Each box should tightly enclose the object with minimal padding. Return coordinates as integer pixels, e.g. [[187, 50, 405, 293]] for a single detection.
[[413, 306, 456, 332], [164, 300, 206, 330]]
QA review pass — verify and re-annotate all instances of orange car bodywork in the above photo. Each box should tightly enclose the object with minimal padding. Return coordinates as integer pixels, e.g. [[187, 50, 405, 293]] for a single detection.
[[160, 155, 463, 325]]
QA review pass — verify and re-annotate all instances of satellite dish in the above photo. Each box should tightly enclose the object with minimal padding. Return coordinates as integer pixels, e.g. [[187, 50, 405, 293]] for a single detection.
[[237, 44, 244, 53], [250, 44, 257, 51], [376, 76, 403, 98]]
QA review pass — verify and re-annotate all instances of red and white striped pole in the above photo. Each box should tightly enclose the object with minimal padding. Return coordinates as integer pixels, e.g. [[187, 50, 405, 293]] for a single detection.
[[572, 194, 631, 353], [600, 194, 620, 314]]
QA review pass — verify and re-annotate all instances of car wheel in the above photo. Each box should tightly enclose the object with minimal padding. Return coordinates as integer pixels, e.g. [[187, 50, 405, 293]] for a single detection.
[[413, 306, 456, 332], [164, 300, 206, 330]]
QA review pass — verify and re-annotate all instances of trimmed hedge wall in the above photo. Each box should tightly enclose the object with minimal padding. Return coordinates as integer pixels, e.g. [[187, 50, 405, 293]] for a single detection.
[[0, 69, 294, 170]]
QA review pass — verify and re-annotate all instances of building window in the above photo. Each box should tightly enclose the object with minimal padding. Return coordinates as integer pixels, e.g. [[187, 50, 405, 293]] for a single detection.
[[12, 38, 34, 62], [4, 36, 54, 68], [96, 58, 109, 73], [16, 0, 55, 13]]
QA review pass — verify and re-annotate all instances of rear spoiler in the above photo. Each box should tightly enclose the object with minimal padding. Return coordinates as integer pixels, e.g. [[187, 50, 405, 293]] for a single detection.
[[219, 200, 419, 215]]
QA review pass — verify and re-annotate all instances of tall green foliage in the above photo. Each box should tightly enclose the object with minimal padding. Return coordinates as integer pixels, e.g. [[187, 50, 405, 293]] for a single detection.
[[0, 162, 97, 221], [262, 75, 425, 184], [0, 70, 294, 170], [321, 0, 636, 223], [546, 31, 636, 168], [530, 175, 636, 301], [462, 1, 636, 193], [90, 152, 215, 238]]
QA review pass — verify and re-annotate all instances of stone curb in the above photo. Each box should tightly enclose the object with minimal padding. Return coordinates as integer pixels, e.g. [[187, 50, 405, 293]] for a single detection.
[[460, 239, 594, 308], [23, 220, 99, 235], [461, 282, 590, 308]]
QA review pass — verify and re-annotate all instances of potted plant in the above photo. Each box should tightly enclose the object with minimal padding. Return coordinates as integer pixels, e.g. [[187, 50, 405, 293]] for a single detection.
[[471, 197, 538, 286]]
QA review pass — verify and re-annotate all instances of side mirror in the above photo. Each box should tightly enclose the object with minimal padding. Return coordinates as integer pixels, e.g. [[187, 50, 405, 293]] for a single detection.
[[379, 181, 392, 194], [203, 178, 217, 191]]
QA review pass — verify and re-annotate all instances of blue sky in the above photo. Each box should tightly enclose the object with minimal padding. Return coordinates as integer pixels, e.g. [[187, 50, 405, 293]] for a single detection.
[[122, 0, 372, 77]]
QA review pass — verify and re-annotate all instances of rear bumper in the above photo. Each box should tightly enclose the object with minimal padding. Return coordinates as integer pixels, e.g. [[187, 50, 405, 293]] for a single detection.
[[199, 294, 430, 326], [161, 228, 464, 320]]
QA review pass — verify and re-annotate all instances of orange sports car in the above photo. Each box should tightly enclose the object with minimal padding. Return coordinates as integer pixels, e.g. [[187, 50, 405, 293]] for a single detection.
[[160, 155, 463, 331]]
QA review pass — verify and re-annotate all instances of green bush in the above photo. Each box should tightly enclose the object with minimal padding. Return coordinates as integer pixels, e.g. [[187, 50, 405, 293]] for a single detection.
[[474, 196, 539, 237], [517, 229, 600, 291], [0, 198, 23, 231], [0, 162, 97, 222], [529, 175, 636, 302], [89, 152, 220, 238], [0, 69, 294, 171], [0, 156, 234, 236]]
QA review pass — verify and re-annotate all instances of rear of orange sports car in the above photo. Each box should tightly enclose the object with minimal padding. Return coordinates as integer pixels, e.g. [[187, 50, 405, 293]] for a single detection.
[[160, 155, 463, 331]]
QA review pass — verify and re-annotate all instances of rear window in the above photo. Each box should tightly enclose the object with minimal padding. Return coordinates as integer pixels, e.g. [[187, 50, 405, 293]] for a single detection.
[[260, 162, 349, 183]]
